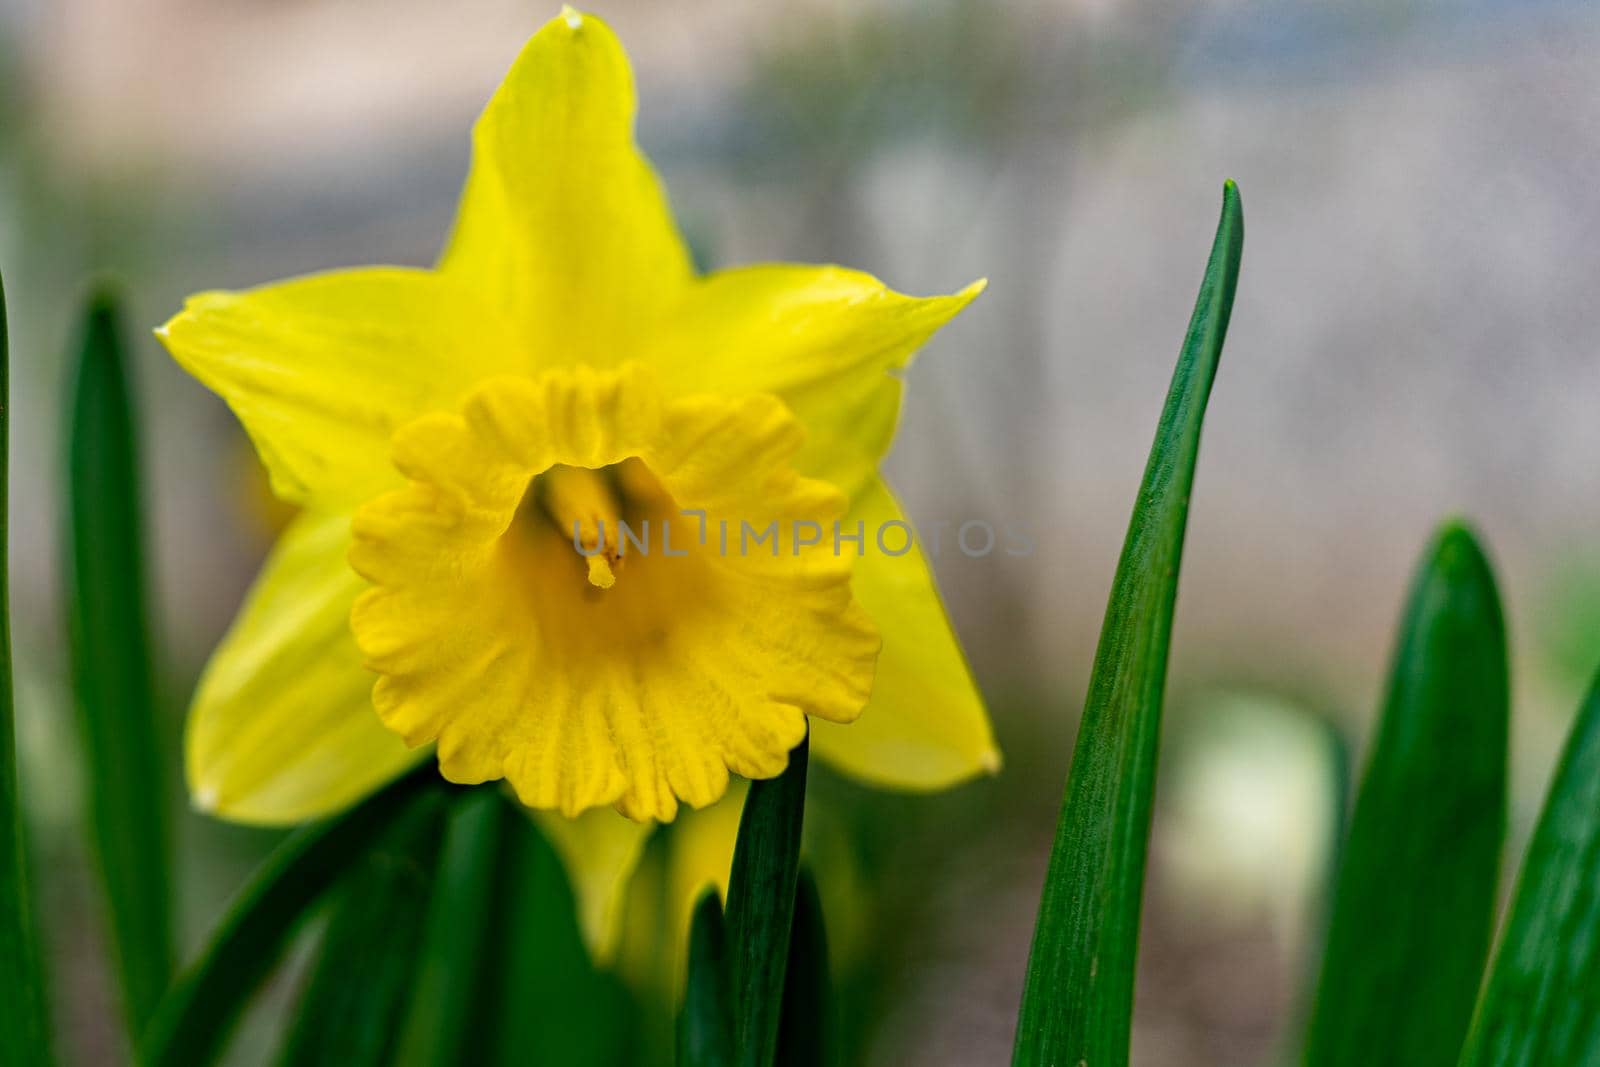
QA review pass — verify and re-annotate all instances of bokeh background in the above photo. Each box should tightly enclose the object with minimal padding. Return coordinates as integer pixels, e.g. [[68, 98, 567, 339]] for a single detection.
[[4, 0, 1599, 1062]]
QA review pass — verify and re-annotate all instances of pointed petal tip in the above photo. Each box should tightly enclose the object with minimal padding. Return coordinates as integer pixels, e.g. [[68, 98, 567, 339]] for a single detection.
[[152, 298, 207, 350], [192, 783, 220, 814], [949, 277, 988, 308], [151, 307, 187, 345], [980, 747, 1004, 775], [558, 4, 583, 29]]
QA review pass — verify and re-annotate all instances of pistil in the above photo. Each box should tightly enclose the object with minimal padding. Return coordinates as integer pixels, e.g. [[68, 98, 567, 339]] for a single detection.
[[538, 464, 625, 588]]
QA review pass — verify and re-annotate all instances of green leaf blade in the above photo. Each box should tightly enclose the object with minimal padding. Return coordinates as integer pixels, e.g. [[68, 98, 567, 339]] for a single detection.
[[726, 736, 809, 1067], [392, 787, 505, 1067], [0, 273, 53, 1065], [775, 867, 831, 1067], [64, 286, 174, 1036], [276, 796, 446, 1067], [471, 799, 636, 1067], [1013, 181, 1243, 1067], [141, 767, 440, 1066], [1459, 672, 1600, 1067], [679, 888, 735, 1067], [1305, 522, 1508, 1067]]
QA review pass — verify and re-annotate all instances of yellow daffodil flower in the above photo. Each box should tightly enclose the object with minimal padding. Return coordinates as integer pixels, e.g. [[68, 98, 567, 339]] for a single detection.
[[159, 7, 998, 954]]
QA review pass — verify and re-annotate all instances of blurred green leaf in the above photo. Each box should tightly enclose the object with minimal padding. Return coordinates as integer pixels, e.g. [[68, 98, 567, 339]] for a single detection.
[[1532, 556, 1600, 691], [275, 796, 446, 1066], [727, 737, 809, 1067], [141, 767, 441, 1066], [470, 798, 636, 1067], [775, 867, 831, 1067], [393, 788, 504, 1067], [1304, 523, 1507, 1067], [1012, 181, 1243, 1067], [0, 274, 52, 1065], [679, 889, 734, 1067], [64, 286, 174, 1036], [1459, 671, 1600, 1067]]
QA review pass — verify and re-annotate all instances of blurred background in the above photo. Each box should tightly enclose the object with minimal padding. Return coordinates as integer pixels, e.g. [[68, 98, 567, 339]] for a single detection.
[[4, 0, 1599, 1062]]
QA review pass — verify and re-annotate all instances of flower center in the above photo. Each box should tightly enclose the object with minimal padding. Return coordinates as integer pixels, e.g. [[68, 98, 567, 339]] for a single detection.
[[521, 457, 680, 590], [531, 463, 626, 589], [349, 366, 880, 821]]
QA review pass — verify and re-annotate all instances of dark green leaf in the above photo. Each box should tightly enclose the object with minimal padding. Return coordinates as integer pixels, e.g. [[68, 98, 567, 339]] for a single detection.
[[1013, 181, 1243, 1067], [726, 736, 809, 1067], [1305, 522, 1507, 1067], [679, 889, 734, 1067], [775, 868, 830, 1067], [64, 286, 174, 1036], [0, 272, 53, 1065], [470, 799, 636, 1067], [275, 797, 446, 1067], [392, 788, 505, 1067], [140, 766, 441, 1066], [1458, 670, 1600, 1067]]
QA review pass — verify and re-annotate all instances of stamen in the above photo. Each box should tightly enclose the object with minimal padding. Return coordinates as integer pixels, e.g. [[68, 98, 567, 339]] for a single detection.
[[538, 464, 625, 589], [587, 555, 617, 589]]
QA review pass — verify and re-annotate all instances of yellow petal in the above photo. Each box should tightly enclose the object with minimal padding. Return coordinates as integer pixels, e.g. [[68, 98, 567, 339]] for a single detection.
[[531, 805, 654, 964], [644, 266, 985, 494], [349, 367, 879, 823], [614, 780, 746, 994], [156, 268, 517, 509], [613, 777, 877, 993], [188, 511, 422, 825], [809, 478, 1001, 787], [665, 777, 744, 913], [439, 9, 693, 366]]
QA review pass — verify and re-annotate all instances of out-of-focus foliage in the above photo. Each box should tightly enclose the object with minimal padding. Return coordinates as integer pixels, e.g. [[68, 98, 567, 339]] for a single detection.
[[725, 740, 810, 1067], [65, 290, 173, 1039], [142, 771, 441, 1066], [274, 801, 445, 1067], [1460, 675, 1600, 1067], [1304, 525, 1507, 1067], [391, 789, 502, 1067], [679, 890, 734, 1067], [0, 273, 53, 1067]]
